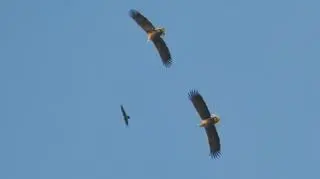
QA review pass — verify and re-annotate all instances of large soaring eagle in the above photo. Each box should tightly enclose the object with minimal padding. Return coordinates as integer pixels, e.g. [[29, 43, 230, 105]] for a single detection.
[[188, 90, 221, 159], [129, 9, 172, 67], [120, 105, 130, 127]]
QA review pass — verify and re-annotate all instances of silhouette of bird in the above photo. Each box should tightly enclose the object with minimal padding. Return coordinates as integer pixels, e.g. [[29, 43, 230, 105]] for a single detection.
[[129, 9, 172, 67], [120, 105, 130, 127], [188, 90, 222, 159]]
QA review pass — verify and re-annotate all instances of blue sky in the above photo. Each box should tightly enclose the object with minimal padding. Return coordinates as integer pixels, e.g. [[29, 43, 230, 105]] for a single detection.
[[1, 0, 319, 178]]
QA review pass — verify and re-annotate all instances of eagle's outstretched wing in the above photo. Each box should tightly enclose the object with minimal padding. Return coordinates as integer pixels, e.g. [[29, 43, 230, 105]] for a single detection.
[[120, 105, 130, 126], [129, 9, 155, 33], [152, 37, 172, 67], [188, 90, 211, 120], [205, 125, 221, 159]]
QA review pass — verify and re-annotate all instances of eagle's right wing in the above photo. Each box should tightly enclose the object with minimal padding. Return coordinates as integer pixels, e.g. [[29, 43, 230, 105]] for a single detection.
[[188, 90, 211, 120], [129, 9, 155, 33]]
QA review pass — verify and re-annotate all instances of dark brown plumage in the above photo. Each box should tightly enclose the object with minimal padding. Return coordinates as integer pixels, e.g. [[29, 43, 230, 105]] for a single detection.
[[129, 9, 172, 67], [188, 90, 221, 159]]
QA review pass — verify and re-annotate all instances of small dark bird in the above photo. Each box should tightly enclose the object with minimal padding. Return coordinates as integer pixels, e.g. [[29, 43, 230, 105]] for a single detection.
[[188, 90, 222, 159], [120, 105, 130, 126], [129, 9, 172, 67]]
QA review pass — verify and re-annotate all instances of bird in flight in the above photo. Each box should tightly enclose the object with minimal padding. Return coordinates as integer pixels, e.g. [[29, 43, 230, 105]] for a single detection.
[[129, 9, 172, 68], [120, 105, 130, 127], [188, 90, 222, 159]]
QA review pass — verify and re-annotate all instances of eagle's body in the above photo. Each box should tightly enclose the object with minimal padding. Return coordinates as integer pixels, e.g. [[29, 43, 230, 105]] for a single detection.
[[188, 90, 222, 159], [129, 9, 172, 67], [147, 28, 165, 41], [199, 115, 220, 127]]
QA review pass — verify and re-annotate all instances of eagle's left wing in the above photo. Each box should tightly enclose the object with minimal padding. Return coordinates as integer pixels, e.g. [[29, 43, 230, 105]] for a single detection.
[[205, 125, 221, 159], [152, 37, 172, 67]]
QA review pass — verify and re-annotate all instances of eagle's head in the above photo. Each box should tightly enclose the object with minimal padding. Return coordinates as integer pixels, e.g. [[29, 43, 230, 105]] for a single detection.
[[156, 27, 166, 37], [211, 114, 220, 124], [199, 115, 220, 127], [147, 28, 166, 42]]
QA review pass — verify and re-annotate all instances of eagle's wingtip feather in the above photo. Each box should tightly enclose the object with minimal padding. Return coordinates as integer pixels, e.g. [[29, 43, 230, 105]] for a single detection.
[[209, 150, 222, 159], [129, 9, 138, 17], [188, 89, 200, 99]]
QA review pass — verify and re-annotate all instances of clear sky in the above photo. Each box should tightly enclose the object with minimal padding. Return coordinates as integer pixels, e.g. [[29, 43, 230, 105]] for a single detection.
[[1, 0, 319, 178]]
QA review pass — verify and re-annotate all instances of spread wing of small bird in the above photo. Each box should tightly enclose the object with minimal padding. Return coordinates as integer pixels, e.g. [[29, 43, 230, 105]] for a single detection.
[[188, 90, 221, 159], [120, 105, 130, 127], [129, 9, 172, 67]]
